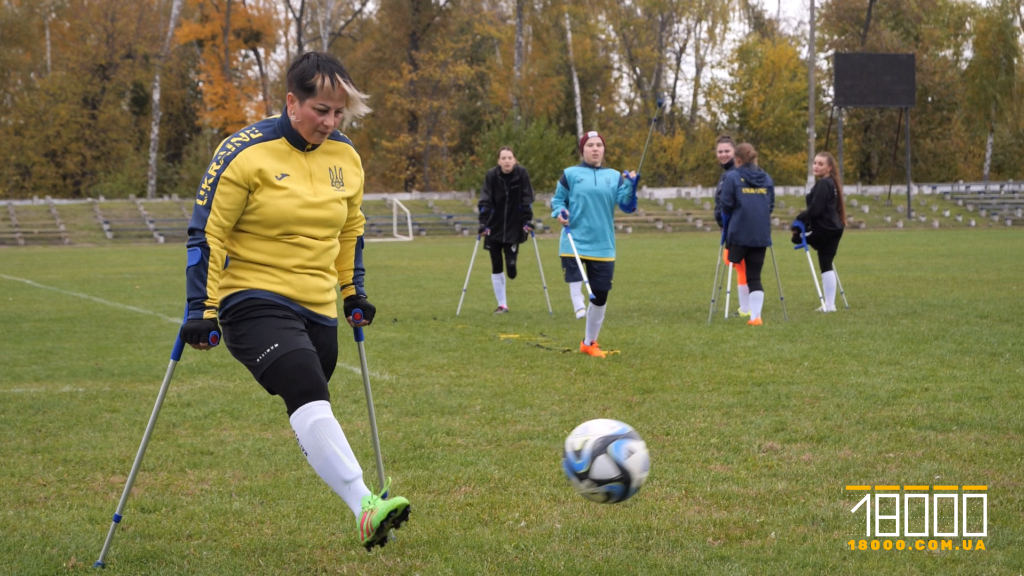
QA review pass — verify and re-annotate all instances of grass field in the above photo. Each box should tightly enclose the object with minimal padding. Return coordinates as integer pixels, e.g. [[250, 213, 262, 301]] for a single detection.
[[1, 229, 1022, 574]]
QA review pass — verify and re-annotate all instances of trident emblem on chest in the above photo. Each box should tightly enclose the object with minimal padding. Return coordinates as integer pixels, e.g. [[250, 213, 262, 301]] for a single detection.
[[328, 166, 345, 190]]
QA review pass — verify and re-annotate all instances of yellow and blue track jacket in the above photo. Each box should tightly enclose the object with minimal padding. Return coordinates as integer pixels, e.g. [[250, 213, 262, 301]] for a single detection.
[[550, 162, 637, 260], [185, 113, 366, 325]]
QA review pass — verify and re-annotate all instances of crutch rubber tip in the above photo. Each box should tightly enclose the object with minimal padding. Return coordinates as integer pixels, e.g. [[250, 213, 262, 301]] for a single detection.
[[93, 561, 106, 568]]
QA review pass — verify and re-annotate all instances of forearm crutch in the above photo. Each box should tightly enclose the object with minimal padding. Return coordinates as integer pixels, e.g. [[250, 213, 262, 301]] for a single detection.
[[768, 242, 789, 321], [95, 311, 220, 568], [832, 265, 850, 309], [792, 221, 825, 309], [530, 230, 553, 315], [455, 234, 482, 316], [561, 211, 594, 301], [707, 242, 724, 324], [349, 308, 387, 497]]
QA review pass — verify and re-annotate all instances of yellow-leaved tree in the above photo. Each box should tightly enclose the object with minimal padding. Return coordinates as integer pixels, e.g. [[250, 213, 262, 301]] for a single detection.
[[175, 0, 277, 136]]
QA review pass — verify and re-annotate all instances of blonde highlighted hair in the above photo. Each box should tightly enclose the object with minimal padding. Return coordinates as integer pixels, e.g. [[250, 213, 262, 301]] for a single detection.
[[287, 51, 371, 130]]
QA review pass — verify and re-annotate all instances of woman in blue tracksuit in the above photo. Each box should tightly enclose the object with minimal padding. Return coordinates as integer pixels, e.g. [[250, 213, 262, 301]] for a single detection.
[[551, 131, 638, 358], [717, 142, 775, 326]]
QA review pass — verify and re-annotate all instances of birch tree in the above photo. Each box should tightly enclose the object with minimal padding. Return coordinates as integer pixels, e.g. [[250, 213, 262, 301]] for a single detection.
[[146, 0, 184, 199]]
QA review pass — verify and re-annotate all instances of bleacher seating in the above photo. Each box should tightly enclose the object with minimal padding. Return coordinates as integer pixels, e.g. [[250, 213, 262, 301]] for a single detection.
[[0, 201, 70, 246]]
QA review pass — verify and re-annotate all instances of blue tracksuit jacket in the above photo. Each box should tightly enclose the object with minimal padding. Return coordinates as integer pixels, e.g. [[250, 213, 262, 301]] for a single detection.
[[718, 165, 775, 248], [550, 162, 636, 260]]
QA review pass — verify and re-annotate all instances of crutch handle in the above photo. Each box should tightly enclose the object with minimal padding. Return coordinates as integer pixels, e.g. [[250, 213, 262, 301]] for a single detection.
[[791, 220, 810, 250], [171, 336, 186, 363], [351, 309, 365, 343]]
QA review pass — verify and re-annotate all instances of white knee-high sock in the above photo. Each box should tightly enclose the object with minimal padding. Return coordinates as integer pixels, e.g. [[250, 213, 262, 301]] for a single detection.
[[491, 273, 507, 307], [749, 291, 765, 320], [738, 284, 750, 314], [289, 400, 371, 517], [584, 303, 607, 345], [821, 270, 837, 311], [570, 282, 586, 317]]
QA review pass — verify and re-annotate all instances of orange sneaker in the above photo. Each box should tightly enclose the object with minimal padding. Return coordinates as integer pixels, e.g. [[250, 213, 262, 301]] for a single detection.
[[747, 317, 763, 326], [580, 340, 607, 358]]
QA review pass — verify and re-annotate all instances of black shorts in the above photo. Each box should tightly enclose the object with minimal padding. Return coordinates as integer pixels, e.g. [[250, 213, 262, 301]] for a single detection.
[[561, 257, 614, 292], [219, 298, 338, 384], [807, 228, 843, 255], [726, 244, 764, 264]]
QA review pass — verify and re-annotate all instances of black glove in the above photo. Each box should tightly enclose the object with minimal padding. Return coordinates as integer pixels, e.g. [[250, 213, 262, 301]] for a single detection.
[[478, 225, 489, 235], [791, 231, 802, 244], [180, 318, 220, 346], [343, 295, 376, 325], [523, 220, 535, 231]]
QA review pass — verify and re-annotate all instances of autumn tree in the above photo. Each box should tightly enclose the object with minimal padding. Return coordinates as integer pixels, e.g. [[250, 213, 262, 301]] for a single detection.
[[964, 0, 1020, 181], [720, 32, 809, 184], [175, 0, 276, 136]]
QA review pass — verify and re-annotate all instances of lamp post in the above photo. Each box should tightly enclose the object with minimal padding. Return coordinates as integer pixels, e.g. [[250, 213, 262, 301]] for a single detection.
[[807, 0, 816, 187]]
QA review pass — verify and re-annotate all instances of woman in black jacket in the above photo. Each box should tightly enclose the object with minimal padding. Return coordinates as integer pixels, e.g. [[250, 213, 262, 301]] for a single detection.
[[718, 142, 775, 326], [478, 146, 535, 313], [712, 135, 751, 318], [794, 152, 846, 312]]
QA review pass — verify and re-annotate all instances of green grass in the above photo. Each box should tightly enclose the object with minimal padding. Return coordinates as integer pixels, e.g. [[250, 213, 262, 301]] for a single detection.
[[1, 229, 1022, 574]]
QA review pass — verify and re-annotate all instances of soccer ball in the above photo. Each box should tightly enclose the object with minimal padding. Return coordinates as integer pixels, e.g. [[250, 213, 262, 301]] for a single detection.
[[562, 419, 650, 504]]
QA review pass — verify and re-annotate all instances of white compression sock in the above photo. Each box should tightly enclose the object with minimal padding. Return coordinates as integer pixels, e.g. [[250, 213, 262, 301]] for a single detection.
[[570, 282, 586, 318], [491, 273, 507, 308], [822, 270, 837, 311], [749, 290, 765, 320], [289, 400, 371, 517], [584, 303, 607, 345], [738, 284, 750, 314]]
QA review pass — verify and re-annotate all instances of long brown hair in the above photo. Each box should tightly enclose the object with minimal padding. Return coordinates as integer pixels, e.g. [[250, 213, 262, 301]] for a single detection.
[[816, 152, 846, 223]]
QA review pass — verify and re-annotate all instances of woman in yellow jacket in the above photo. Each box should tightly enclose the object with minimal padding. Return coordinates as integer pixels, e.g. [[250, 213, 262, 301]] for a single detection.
[[179, 52, 409, 550]]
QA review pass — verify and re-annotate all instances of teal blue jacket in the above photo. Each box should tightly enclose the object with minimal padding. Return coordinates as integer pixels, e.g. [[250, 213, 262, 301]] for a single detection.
[[550, 162, 637, 260]]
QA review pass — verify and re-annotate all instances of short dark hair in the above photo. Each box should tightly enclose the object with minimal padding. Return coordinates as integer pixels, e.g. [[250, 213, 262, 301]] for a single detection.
[[716, 135, 735, 148], [286, 51, 370, 127], [498, 146, 515, 157]]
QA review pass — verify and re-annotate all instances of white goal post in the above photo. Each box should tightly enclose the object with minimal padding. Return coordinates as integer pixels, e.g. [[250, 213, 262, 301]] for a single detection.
[[365, 198, 413, 242]]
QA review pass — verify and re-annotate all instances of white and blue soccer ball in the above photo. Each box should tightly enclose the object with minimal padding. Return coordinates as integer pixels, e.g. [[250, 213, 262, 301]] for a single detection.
[[562, 419, 650, 504]]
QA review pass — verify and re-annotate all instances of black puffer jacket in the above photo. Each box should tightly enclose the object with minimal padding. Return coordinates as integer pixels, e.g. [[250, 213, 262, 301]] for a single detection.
[[796, 176, 845, 233], [479, 164, 535, 244], [713, 159, 735, 227]]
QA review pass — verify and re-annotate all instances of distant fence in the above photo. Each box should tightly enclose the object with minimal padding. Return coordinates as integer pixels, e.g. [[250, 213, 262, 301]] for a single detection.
[[637, 180, 1024, 200], [3, 180, 1021, 206]]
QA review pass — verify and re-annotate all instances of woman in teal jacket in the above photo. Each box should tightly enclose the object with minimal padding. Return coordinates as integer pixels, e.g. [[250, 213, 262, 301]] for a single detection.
[[551, 131, 638, 358]]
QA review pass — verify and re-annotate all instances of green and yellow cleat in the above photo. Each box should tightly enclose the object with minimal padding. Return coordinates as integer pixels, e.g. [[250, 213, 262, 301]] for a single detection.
[[358, 478, 410, 550]]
